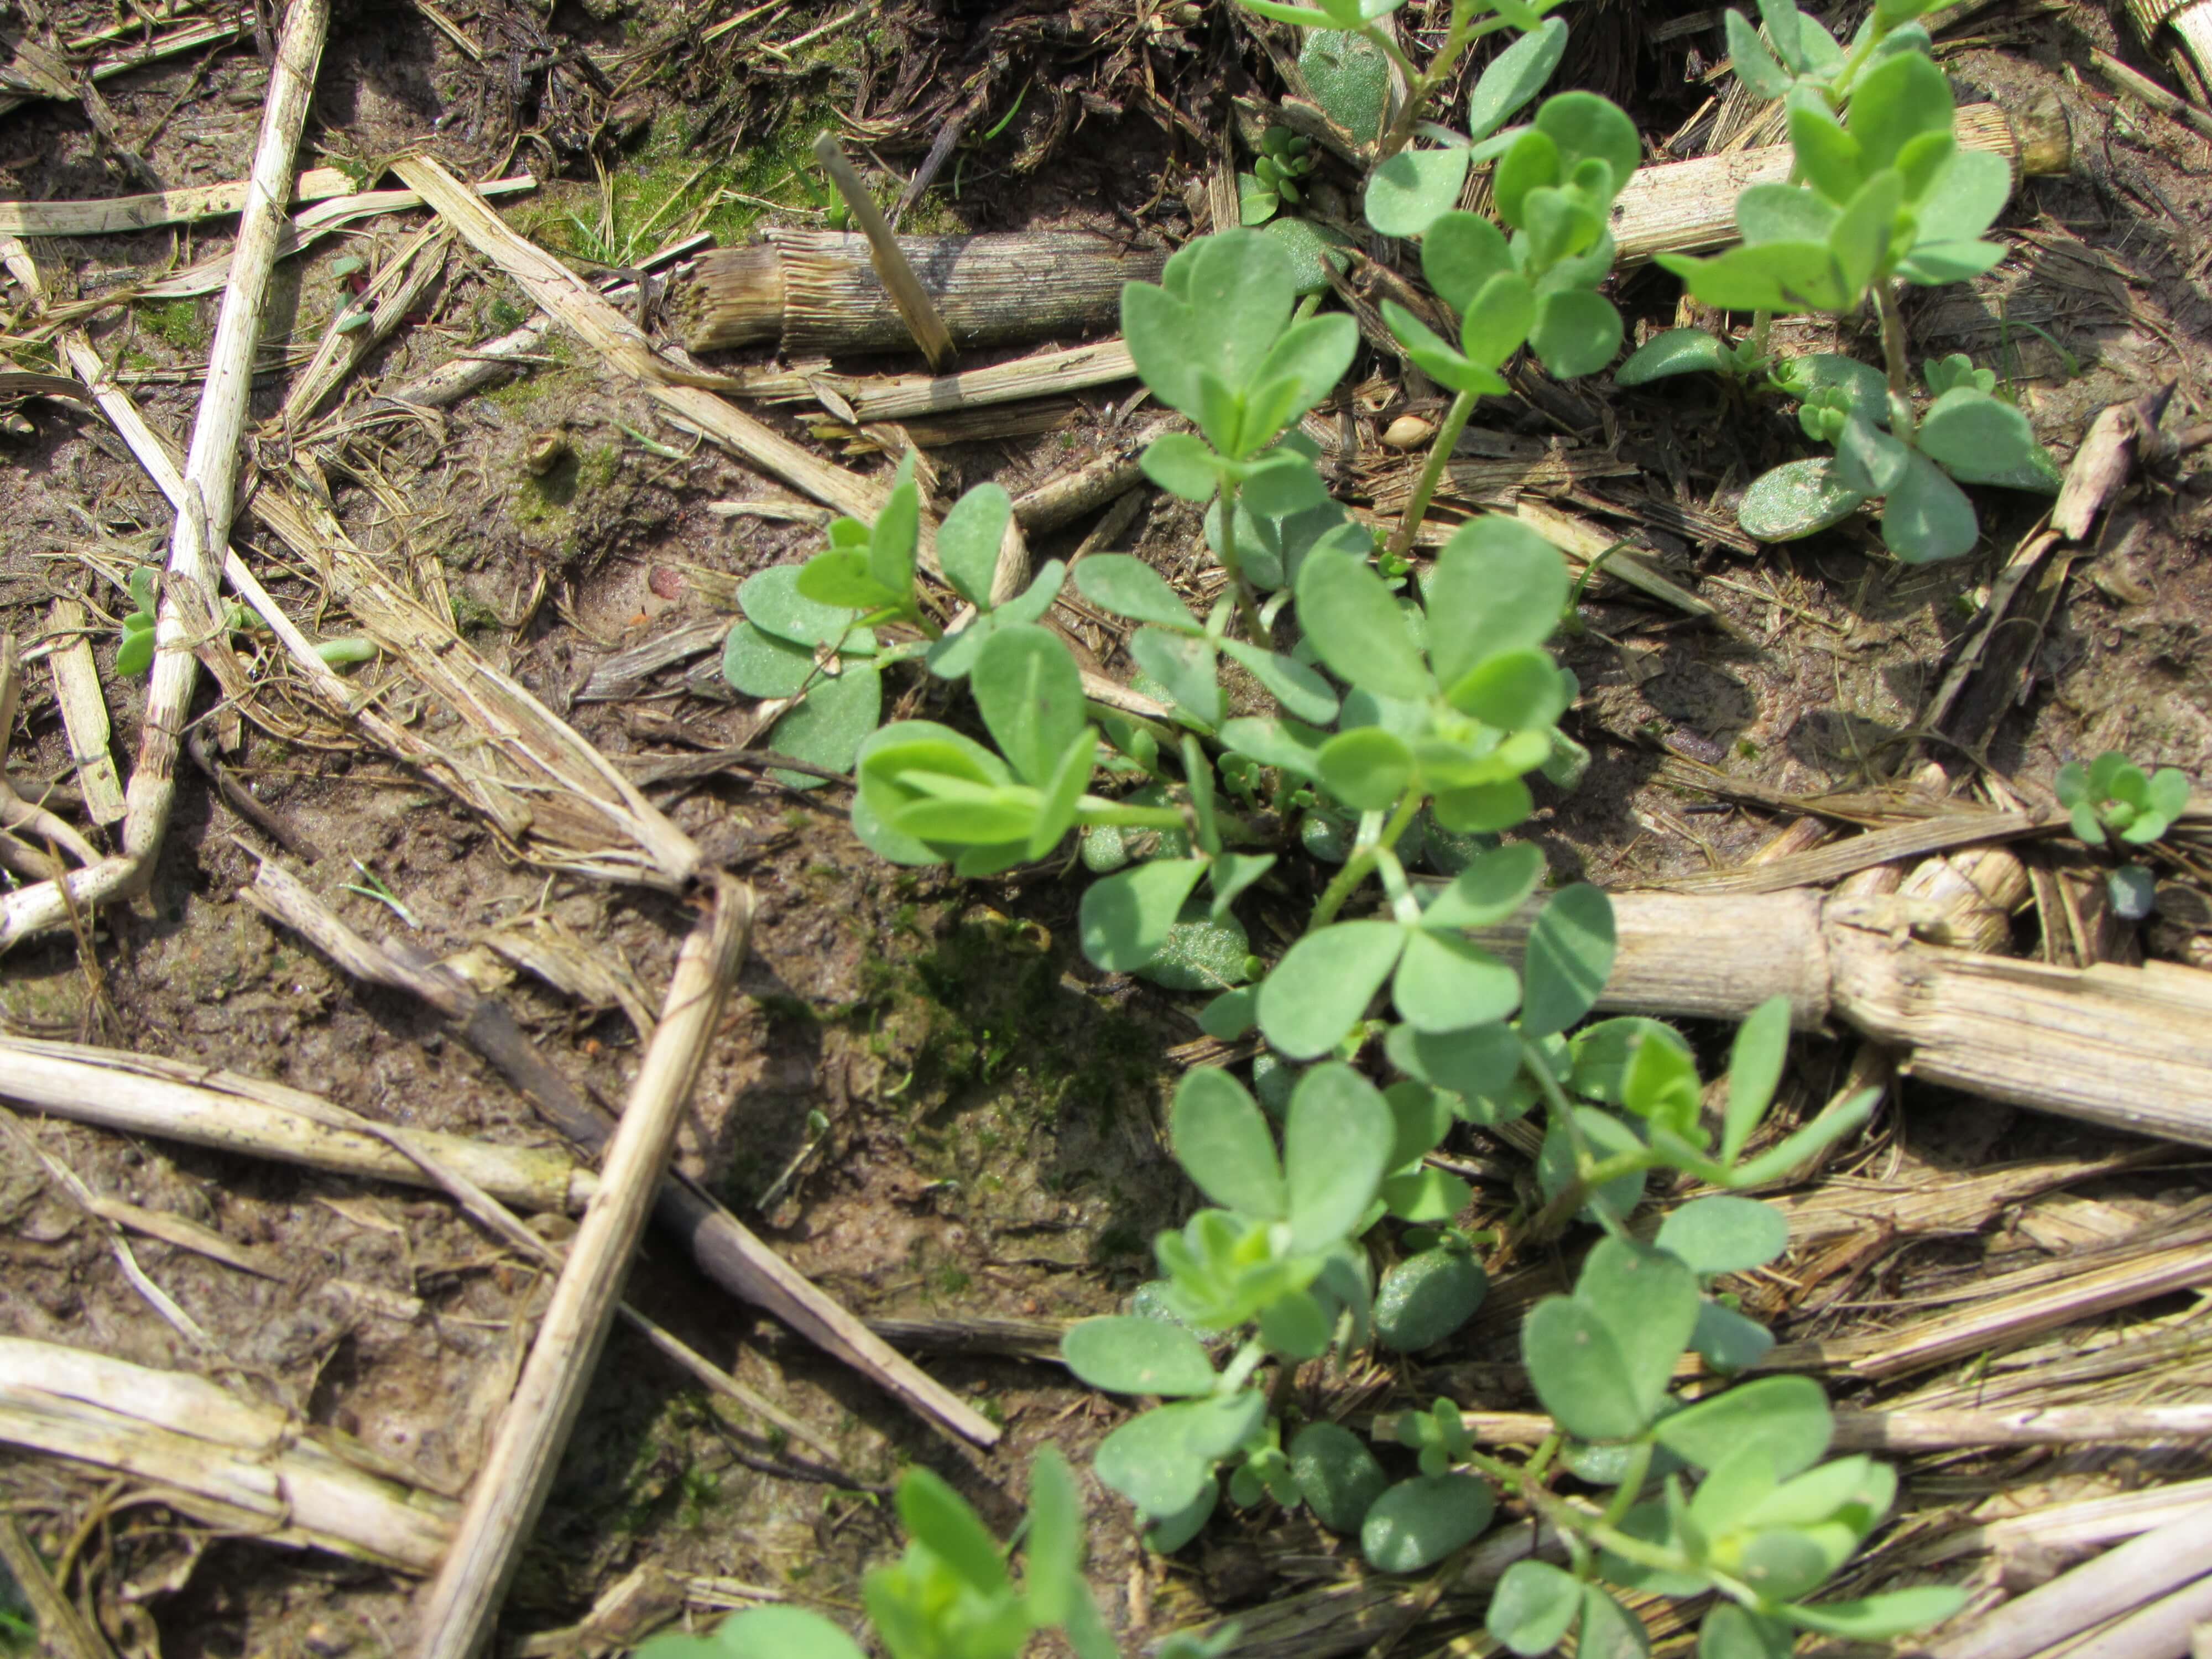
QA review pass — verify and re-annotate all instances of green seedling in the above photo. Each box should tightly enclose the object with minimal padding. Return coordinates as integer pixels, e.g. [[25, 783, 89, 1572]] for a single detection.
[[116, 567, 158, 676], [2057, 750, 2192, 847], [634, 1448, 1229, 1659], [1240, 128, 1317, 225]]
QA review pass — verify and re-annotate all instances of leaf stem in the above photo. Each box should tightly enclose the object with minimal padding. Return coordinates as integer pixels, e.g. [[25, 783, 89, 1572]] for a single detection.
[[1307, 792, 1424, 931], [1387, 387, 1478, 563], [1875, 281, 1911, 399], [1372, 1, 1499, 160], [1214, 474, 1269, 643], [1596, 1441, 1653, 1530]]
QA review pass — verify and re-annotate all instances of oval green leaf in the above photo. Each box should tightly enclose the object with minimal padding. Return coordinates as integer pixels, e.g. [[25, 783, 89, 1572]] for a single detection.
[[1063, 1316, 1220, 1399], [1290, 1421, 1389, 1534], [1360, 1474, 1495, 1573], [1258, 919, 1406, 1059], [1375, 1248, 1488, 1351], [1171, 1067, 1285, 1219], [1519, 882, 1615, 1036]]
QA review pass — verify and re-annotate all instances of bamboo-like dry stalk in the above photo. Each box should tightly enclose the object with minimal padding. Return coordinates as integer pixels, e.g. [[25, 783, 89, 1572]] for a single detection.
[[1395, 1404, 2212, 1451], [410, 879, 751, 1656], [0, 1034, 596, 1212], [0, 0, 326, 949], [1612, 103, 2068, 266], [0, 1338, 457, 1572], [797, 338, 1139, 424], [677, 229, 1162, 356], [44, 598, 125, 825], [240, 857, 999, 1448], [1916, 1477, 2212, 1569], [1462, 886, 2212, 1147], [1926, 1495, 2212, 1659], [0, 165, 358, 236]]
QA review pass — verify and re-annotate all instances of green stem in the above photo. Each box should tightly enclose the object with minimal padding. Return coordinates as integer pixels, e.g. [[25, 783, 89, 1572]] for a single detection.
[[1874, 281, 1911, 399], [1597, 1441, 1654, 1531], [1371, 3, 1498, 161], [1386, 388, 1477, 563], [1749, 309, 1773, 362], [1218, 1338, 1269, 1396], [1376, 846, 1423, 925], [1214, 474, 1268, 643], [1517, 1037, 1636, 1244], [1307, 792, 1425, 931]]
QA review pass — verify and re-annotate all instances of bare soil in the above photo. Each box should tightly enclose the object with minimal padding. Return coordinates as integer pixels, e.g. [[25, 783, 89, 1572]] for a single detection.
[[2, 0, 2211, 1653]]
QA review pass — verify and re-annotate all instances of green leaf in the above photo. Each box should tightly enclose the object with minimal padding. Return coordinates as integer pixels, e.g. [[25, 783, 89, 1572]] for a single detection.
[[1290, 1422, 1389, 1533], [1029, 728, 1097, 860], [1690, 1301, 1776, 1373], [1460, 272, 1539, 370], [1655, 1196, 1789, 1275], [1222, 716, 1332, 782], [895, 1467, 1009, 1593], [1074, 553, 1201, 632], [1739, 457, 1867, 542], [1724, 9, 1793, 98], [1131, 628, 1225, 729], [1846, 47, 1953, 175], [1916, 388, 2048, 488], [1657, 240, 1848, 312], [1494, 126, 1561, 229], [1520, 883, 1614, 1036], [768, 661, 881, 788], [1240, 446, 1331, 515], [1208, 851, 1277, 917], [1469, 17, 1568, 139], [1255, 314, 1360, 432], [1095, 1394, 1266, 1517], [1422, 212, 1515, 313], [1781, 1587, 1966, 1639], [1080, 858, 1208, 971], [1380, 1165, 1472, 1222], [1616, 327, 1733, 385], [1578, 1586, 1650, 1659], [1432, 778, 1534, 834], [1172, 1067, 1286, 1219], [1063, 1316, 1220, 1397], [1386, 1021, 1523, 1106], [1578, 1237, 1700, 1418], [1392, 928, 1521, 1034], [869, 465, 922, 602], [1025, 1446, 1087, 1626], [1318, 726, 1415, 810], [1444, 647, 1571, 730], [1383, 300, 1506, 397], [1421, 842, 1545, 930], [1652, 1375, 1832, 1476], [938, 482, 1012, 608], [1533, 91, 1642, 203], [1259, 919, 1405, 1058], [740, 564, 863, 647], [1142, 431, 1224, 503], [1522, 290, 1628, 385], [1240, 0, 1337, 22], [1697, 1605, 1793, 1659], [1880, 450, 1980, 563], [1375, 1249, 1487, 1350], [1263, 214, 1355, 296], [971, 623, 1086, 784], [796, 549, 905, 611], [1141, 1481, 1218, 1553], [116, 626, 155, 677], [1833, 413, 1910, 496], [1488, 1559, 1584, 1656], [1896, 238, 2006, 285], [1768, 352, 1887, 416], [1217, 638, 1339, 724], [1295, 548, 1433, 700], [1284, 1061, 1396, 1251], [1364, 147, 1474, 239], [1424, 515, 1571, 687], [1827, 168, 1902, 296], [1361, 1474, 1495, 1573], [1524, 1298, 1647, 1440], [1726, 1086, 1879, 1185], [1911, 145, 2010, 238], [1300, 29, 1390, 144], [650, 1606, 866, 1659], [1736, 182, 1837, 246], [1723, 995, 1793, 1163], [1787, 102, 1861, 204]]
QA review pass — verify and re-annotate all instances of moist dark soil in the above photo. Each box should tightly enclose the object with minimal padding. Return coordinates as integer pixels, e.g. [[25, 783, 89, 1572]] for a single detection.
[[2, 0, 2211, 1654]]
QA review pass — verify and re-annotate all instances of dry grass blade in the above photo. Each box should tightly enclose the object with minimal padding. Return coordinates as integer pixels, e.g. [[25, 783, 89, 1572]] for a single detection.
[[1927, 1495, 2212, 1659], [0, 0, 326, 948], [807, 137, 957, 371], [0, 1338, 456, 1572], [410, 878, 751, 1656], [783, 338, 1137, 423], [0, 15, 246, 119], [0, 1032, 595, 1213], [276, 222, 452, 429], [1402, 1404, 2212, 1449], [0, 165, 358, 236], [28, 176, 534, 323], [43, 598, 126, 825], [0, 1512, 112, 1659], [1648, 807, 2049, 893]]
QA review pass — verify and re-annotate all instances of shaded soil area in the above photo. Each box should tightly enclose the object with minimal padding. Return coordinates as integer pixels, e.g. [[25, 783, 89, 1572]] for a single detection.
[[2, 0, 2211, 1654]]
